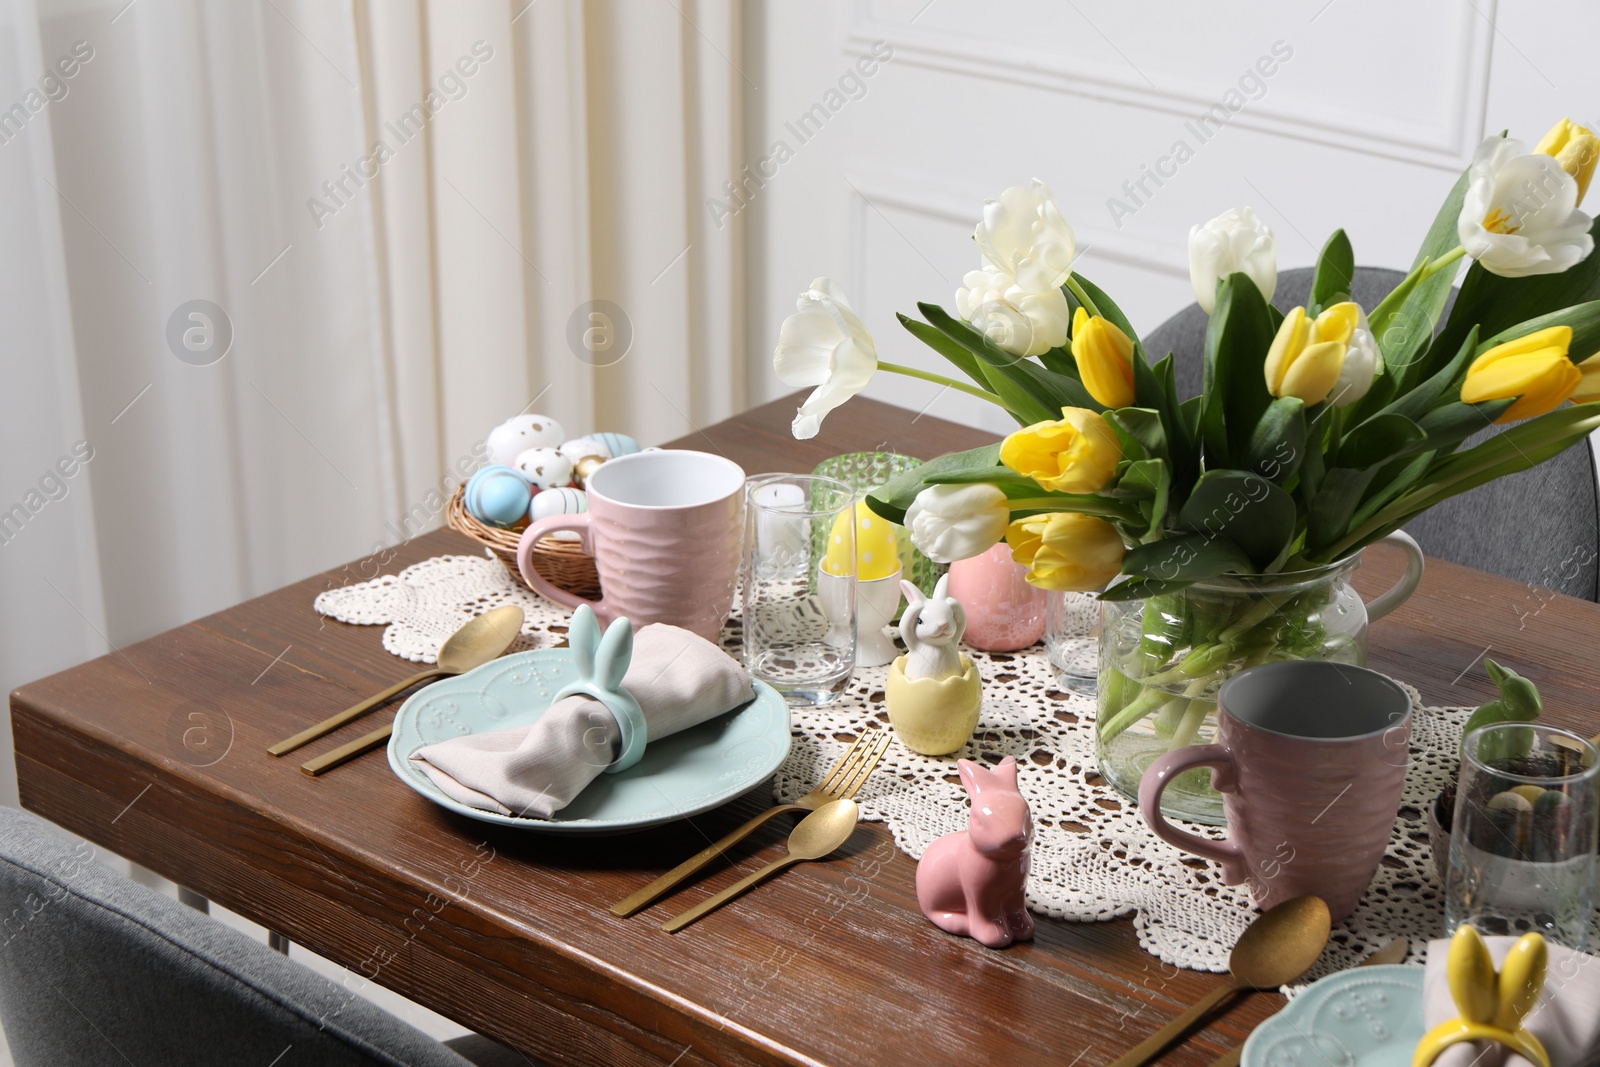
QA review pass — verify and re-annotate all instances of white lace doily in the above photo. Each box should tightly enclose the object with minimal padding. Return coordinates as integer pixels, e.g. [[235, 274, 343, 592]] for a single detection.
[[316, 553, 1600, 976]]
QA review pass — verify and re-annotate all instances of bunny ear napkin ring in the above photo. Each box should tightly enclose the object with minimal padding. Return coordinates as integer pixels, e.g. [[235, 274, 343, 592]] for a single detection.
[[556, 605, 649, 774], [1413, 925, 1550, 1067]]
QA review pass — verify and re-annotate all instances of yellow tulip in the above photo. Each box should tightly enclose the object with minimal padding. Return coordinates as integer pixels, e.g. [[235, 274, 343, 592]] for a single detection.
[[1005, 513, 1124, 592], [1535, 118, 1599, 204], [1573, 352, 1600, 403], [1071, 307, 1136, 409], [1461, 325, 1581, 423], [1263, 303, 1359, 405], [1000, 407, 1121, 493]]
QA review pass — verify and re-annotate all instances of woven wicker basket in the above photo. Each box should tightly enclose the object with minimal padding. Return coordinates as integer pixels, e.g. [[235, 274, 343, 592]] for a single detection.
[[446, 484, 601, 601]]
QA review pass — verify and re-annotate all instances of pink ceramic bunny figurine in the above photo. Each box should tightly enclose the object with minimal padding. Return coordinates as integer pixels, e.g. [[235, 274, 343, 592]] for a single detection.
[[915, 756, 1034, 948]]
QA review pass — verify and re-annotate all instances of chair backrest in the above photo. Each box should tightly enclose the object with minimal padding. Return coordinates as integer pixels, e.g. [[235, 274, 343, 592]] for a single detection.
[[0, 805, 472, 1067], [1142, 265, 1600, 601]]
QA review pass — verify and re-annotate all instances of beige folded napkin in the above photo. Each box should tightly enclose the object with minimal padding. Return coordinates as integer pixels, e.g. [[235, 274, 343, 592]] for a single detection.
[[1424, 935, 1600, 1067], [411, 622, 754, 818]]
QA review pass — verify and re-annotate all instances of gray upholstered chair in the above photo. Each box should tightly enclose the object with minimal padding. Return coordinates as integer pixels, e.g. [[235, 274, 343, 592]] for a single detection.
[[1143, 265, 1600, 601], [0, 805, 535, 1067]]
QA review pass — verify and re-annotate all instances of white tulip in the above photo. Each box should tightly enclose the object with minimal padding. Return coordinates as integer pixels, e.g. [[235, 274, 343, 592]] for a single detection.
[[904, 483, 1010, 564], [955, 265, 1071, 358], [1458, 134, 1594, 278], [973, 179, 1076, 293], [1188, 207, 1278, 314], [1328, 306, 1379, 408], [773, 277, 878, 439]]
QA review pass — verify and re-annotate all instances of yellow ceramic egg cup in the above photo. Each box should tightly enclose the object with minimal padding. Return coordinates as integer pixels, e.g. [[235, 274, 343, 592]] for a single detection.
[[886, 654, 981, 756], [1412, 925, 1550, 1067]]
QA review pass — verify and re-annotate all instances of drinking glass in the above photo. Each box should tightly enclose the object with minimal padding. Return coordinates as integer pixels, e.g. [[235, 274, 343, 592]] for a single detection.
[[1444, 723, 1599, 949], [1046, 590, 1100, 694], [809, 451, 945, 594], [742, 474, 856, 705]]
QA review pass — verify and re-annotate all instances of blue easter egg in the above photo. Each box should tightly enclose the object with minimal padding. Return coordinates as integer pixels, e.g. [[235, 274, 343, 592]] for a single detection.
[[466, 465, 532, 527], [591, 431, 640, 457]]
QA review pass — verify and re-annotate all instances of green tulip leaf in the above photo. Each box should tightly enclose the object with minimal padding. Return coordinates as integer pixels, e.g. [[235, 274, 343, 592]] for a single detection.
[[1243, 397, 1306, 482], [1476, 299, 1600, 362], [1409, 399, 1514, 454], [1200, 273, 1277, 468], [896, 313, 991, 394], [920, 302, 1104, 419], [1112, 458, 1171, 538], [1176, 469, 1296, 570], [1037, 344, 1079, 379], [1366, 326, 1481, 425], [1106, 407, 1166, 463], [1320, 401, 1600, 559], [1374, 161, 1474, 390], [1096, 575, 1202, 603], [1336, 412, 1426, 470], [1306, 466, 1380, 553], [1120, 533, 1253, 586], [1309, 229, 1355, 315]]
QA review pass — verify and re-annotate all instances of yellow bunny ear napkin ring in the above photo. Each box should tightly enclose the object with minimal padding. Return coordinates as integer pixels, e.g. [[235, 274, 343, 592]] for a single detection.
[[1413, 926, 1551, 1067]]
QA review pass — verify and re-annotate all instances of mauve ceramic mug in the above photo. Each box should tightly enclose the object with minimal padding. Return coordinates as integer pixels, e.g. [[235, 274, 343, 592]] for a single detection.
[[1138, 661, 1412, 921], [516, 450, 745, 641]]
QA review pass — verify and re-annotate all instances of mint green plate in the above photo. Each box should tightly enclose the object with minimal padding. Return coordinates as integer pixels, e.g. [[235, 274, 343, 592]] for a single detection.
[[1243, 965, 1424, 1066], [387, 648, 791, 834]]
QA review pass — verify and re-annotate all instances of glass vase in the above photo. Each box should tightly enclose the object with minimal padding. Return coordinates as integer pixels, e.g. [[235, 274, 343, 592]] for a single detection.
[[1095, 559, 1370, 825]]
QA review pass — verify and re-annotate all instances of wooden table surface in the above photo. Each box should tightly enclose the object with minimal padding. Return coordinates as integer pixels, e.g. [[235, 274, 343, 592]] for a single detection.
[[13, 393, 1600, 1067]]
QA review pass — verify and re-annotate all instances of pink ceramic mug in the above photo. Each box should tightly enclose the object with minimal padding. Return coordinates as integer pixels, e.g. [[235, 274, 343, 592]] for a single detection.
[[516, 449, 745, 641], [1138, 661, 1411, 921]]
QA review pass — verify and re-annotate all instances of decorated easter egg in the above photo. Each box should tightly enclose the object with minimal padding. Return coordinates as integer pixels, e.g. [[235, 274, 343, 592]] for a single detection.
[[822, 500, 900, 581], [514, 447, 574, 490], [591, 431, 641, 457], [465, 465, 532, 527], [573, 454, 606, 486], [529, 486, 587, 541], [558, 437, 611, 464], [486, 414, 567, 466]]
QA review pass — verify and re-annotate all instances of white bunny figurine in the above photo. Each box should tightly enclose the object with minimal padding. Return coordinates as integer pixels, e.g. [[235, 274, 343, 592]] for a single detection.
[[899, 574, 967, 682]]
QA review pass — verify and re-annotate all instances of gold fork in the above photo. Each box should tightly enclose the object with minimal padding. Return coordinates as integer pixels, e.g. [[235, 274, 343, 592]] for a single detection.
[[610, 729, 890, 917]]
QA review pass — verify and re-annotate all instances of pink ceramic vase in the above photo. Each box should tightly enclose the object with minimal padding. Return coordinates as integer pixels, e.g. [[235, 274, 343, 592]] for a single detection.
[[946, 543, 1046, 651]]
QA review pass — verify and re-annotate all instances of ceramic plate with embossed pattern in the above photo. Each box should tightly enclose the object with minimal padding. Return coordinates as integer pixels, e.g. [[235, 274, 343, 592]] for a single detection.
[[387, 648, 791, 834], [1243, 965, 1425, 1066]]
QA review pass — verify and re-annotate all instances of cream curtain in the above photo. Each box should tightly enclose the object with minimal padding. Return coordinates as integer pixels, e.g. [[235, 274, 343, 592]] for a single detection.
[[0, 0, 747, 805]]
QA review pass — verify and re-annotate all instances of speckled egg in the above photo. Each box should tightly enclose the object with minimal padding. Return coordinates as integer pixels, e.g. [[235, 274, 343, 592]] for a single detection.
[[514, 447, 574, 490], [465, 465, 533, 528], [558, 437, 611, 464], [486, 414, 567, 466], [591, 432, 641, 458]]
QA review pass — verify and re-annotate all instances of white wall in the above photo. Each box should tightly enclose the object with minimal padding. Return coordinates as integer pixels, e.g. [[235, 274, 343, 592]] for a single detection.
[[744, 0, 1600, 436]]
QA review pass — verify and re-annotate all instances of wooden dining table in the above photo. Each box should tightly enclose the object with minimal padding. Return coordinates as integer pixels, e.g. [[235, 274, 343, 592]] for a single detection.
[[12, 393, 1600, 1066]]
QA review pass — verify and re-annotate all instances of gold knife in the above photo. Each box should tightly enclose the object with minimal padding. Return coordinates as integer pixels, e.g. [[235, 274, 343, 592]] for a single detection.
[[1204, 938, 1409, 1067]]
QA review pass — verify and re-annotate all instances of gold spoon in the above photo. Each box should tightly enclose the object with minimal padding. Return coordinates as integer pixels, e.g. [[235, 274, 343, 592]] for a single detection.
[[661, 799, 860, 933], [270, 604, 523, 759], [1107, 895, 1332, 1067], [1204, 936, 1408, 1067]]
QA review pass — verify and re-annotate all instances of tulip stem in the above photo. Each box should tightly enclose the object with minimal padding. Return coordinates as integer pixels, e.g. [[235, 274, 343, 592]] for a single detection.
[[1064, 276, 1101, 319], [1418, 245, 1466, 283], [876, 361, 1009, 405]]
